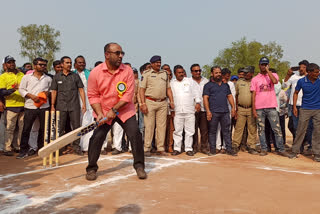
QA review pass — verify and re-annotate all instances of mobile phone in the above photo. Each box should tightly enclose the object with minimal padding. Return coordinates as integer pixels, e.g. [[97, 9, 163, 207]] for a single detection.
[[291, 66, 299, 71]]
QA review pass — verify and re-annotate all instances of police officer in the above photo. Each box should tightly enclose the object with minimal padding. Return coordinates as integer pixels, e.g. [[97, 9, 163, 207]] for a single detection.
[[139, 55, 174, 156], [232, 66, 258, 155]]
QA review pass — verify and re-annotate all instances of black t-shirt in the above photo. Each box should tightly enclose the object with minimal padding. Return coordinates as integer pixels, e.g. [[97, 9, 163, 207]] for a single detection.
[[50, 72, 84, 112], [203, 81, 231, 113]]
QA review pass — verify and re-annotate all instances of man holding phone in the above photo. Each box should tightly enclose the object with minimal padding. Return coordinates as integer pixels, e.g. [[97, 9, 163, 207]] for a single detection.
[[251, 57, 290, 157]]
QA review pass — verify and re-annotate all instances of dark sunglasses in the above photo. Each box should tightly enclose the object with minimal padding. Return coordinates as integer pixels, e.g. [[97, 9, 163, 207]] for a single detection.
[[192, 69, 201, 73], [107, 51, 125, 56]]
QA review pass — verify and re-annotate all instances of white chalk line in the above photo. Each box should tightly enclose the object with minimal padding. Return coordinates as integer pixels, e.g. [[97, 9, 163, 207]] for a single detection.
[[0, 157, 208, 214], [255, 166, 315, 175], [0, 154, 210, 181]]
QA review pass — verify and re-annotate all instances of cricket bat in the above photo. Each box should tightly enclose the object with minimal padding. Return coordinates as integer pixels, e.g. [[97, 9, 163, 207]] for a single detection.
[[38, 117, 107, 158]]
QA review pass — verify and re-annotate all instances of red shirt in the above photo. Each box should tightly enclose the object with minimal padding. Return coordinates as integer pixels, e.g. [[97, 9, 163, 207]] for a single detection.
[[87, 62, 136, 124]]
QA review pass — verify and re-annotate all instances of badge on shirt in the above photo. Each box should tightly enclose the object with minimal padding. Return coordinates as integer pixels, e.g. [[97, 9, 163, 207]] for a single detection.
[[58, 81, 63, 84], [116, 81, 127, 98]]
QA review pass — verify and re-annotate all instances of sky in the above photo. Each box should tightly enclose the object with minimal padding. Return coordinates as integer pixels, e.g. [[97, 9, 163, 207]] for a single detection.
[[0, 0, 319, 75]]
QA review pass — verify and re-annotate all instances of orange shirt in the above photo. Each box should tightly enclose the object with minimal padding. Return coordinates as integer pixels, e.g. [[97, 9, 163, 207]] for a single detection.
[[87, 62, 136, 124]]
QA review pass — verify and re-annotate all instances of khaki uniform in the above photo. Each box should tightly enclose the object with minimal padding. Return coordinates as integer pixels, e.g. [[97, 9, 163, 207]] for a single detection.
[[140, 69, 170, 152], [232, 79, 257, 149]]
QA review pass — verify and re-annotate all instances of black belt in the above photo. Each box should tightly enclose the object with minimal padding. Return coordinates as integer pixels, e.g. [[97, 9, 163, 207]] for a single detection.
[[238, 104, 251, 109]]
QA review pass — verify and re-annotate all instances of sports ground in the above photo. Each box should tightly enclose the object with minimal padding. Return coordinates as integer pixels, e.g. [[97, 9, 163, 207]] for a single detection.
[[1, 137, 320, 214]]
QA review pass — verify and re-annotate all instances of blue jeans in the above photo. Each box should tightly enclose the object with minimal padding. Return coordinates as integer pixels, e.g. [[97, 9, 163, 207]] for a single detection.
[[256, 108, 285, 152], [138, 110, 144, 139], [208, 112, 232, 152], [291, 105, 313, 149]]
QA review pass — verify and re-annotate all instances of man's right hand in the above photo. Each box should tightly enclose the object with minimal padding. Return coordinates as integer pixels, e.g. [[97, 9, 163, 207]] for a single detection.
[[0, 101, 5, 112], [140, 104, 148, 114], [51, 105, 55, 112], [293, 106, 298, 117], [30, 94, 40, 103], [96, 113, 107, 126]]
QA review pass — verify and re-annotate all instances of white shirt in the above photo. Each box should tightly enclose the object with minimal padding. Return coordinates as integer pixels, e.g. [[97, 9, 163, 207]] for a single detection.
[[227, 81, 236, 111], [192, 77, 209, 111], [282, 74, 305, 106], [19, 73, 52, 109], [77, 71, 91, 110], [170, 77, 201, 114]]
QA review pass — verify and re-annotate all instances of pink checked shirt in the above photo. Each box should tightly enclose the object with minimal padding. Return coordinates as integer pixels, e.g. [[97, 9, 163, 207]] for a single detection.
[[87, 62, 136, 124]]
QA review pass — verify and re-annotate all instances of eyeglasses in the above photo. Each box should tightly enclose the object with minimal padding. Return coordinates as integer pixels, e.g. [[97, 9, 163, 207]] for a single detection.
[[37, 63, 47, 67], [192, 69, 201, 73], [107, 51, 125, 56]]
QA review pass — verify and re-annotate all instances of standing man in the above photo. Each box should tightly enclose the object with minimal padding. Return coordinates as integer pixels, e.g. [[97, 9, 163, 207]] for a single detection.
[[289, 63, 320, 161], [190, 63, 209, 154], [17, 58, 52, 159], [86, 42, 146, 180], [171, 65, 201, 156], [251, 57, 289, 157], [283, 60, 312, 153], [139, 55, 174, 156], [203, 66, 236, 156], [51, 56, 86, 155], [164, 67, 174, 153], [0, 56, 25, 156], [53, 60, 62, 74], [232, 66, 258, 155]]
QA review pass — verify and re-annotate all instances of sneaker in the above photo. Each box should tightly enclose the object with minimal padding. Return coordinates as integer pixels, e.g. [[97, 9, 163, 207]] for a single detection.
[[186, 151, 194, 156], [144, 151, 152, 157], [220, 149, 226, 154], [4, 151, 14, 156], [28, 149, 37, 156], [150, 148, 157, 153], [277, 150, 291, 157], [111, 149, 122, 155], [226, 150, 238, 156], [171, 150, 181, 156], [200, 149, 209, 155], [16, 153, 28, 159], [136, 167, 147, 179], [74, 149, 84, 156], [86, 170, 97, 181], [288, 152, 298, 159], [260, 150, 268, 156], [314, 155, 320, 162], [248, 149, 259, 155]]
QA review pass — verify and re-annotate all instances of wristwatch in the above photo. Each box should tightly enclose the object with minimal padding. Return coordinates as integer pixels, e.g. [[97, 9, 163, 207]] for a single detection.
[[111, 107, 118, 114]]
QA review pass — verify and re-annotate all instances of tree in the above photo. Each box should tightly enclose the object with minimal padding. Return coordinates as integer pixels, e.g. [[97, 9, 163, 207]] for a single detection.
[[203, 37, 290, 81], [18, 24, 61, 71]]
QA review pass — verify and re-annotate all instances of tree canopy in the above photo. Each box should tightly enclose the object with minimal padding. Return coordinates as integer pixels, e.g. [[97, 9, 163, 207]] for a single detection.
[[18, 24, 61, 70], [203, 37, 290, 81]]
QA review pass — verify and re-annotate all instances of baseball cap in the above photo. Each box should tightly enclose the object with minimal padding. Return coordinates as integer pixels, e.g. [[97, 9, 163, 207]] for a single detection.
[[259, 57, 269, 65], [231, 75, 239, 81], [4, 55, 15, 63]]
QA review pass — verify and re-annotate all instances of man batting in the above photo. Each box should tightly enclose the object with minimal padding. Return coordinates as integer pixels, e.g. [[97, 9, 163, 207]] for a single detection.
[[86, 42, 146, 181]]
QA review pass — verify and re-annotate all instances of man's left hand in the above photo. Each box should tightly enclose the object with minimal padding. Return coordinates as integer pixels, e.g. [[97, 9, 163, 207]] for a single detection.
[[106, 109, 117, 121], [170, 102, 175, 110]]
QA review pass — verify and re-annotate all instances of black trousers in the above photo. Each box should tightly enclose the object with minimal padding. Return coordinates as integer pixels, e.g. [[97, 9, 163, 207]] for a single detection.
[[59, 110, 81, 149], [193, 111, 209, 152], [20, 108, 49, 153], [86, 115, 145, 172]]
